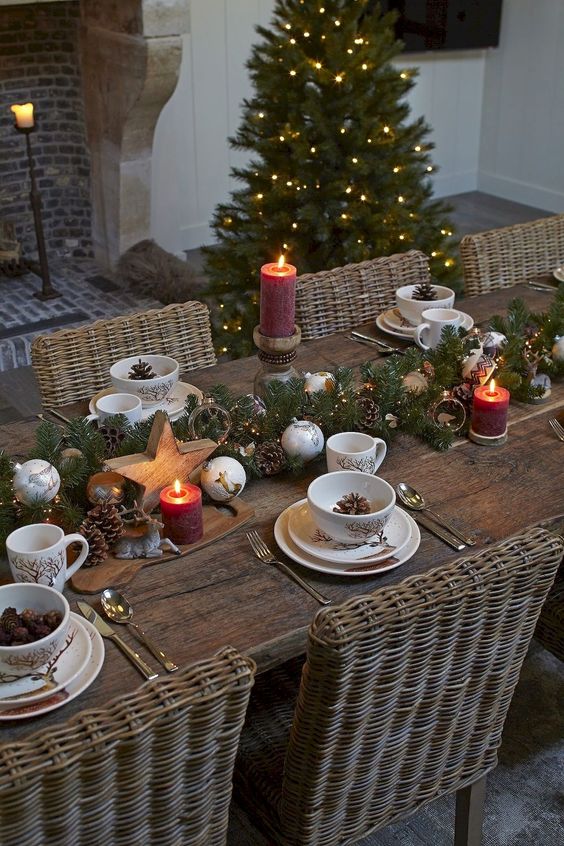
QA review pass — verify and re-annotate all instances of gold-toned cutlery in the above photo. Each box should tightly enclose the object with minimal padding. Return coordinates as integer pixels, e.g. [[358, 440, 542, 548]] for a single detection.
[[77, 601, 158, 680], [101, 588, 178, 673], [396, 482, 475, 547], [246, 530, 332, 605], [349, 330, 406, 354]]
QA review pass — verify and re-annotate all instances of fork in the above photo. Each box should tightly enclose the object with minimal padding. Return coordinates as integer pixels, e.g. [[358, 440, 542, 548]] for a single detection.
[[549, 417, 564, 442], [246, 531, 332, 605], [349, 331, 405, 355]]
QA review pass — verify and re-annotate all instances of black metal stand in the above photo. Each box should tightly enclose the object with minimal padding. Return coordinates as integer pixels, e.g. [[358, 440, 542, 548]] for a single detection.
[[16, 126, 60, 301]]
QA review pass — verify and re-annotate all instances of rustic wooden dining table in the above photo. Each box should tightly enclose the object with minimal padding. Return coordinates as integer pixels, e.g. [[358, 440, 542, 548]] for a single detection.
[[0, 283, 562, 742]]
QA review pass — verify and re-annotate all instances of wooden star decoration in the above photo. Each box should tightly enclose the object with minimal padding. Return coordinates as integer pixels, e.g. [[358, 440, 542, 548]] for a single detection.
[[105, 411, 217, 512]]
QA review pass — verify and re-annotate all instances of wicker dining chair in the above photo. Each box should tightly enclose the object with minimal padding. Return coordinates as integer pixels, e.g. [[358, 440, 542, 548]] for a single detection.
[[234, 527, 563, 846], [460, 214, 564, 297], [31, 301, 217, 408], [295, 249, 430, 340], [0, 646, 255, 846]]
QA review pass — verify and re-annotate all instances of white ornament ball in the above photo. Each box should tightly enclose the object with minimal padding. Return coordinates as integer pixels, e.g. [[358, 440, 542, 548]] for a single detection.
[[402, 371, 428, 395], [200, 456, 246, 502], [13, 460, 61, 505], [481, 331, 507, 358], [281, 419, 324, 462], [462, 350, 495, 387], [304, 371, 336, 394], [552, 336, 564, 362]]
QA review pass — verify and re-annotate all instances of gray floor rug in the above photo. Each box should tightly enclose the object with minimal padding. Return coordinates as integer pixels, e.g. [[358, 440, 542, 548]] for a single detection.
[[228, 640, 564, 845]]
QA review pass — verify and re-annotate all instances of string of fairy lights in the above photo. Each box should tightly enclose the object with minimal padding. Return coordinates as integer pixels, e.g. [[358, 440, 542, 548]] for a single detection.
[[212, 2, 457, 353]]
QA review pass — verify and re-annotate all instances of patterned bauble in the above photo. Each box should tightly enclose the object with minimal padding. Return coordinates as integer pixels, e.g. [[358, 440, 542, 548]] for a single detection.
[[84, 501, 124, 547], [281, 419, 324, 462], [86, 471, 127, 505], [254, 441, 286, 476], [356, 395, 380, 428], [200, 456, 246, 502], [430, 390, 467, 432], [452, 382, 474, 409], [13, 460, 60, 505], [99, 425, 126, 458], [188, 396, 232, 444], [402, 371, 428, 394], [461, 350, 495, 387], [304, 371, 336, 394], [481, 331, 507, 358], [78, 521, 108, 567], [552, 336, 564, 362]]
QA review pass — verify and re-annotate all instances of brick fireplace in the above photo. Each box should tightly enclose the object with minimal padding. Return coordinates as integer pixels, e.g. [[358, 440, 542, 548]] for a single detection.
[[0, 0, 188, 270]]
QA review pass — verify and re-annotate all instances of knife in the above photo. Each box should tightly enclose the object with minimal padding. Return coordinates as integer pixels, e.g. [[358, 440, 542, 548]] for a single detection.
[[350, 331, 405, 354], [411, 513, 466, 551], [77, 602, 158, 680]]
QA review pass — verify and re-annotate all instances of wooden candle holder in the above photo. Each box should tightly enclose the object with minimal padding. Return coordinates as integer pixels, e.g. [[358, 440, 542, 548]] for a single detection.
[[253, 325, 302, 396]]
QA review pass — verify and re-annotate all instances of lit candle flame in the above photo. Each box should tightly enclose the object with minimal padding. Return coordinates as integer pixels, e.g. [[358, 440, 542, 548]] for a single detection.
[[489, 379, 496, 393], [174, 479, 181, 495], [277, 254, 285, 269], [10, 102, 34, 129]]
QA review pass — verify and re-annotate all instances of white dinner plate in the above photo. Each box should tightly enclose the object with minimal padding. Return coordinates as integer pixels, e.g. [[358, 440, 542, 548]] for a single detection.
[[89, 381, 202, 423], [287, 500, 412, 564], [376, 310, 474, 340], [274, 501, 420, 576], [553, 266, 564, 282], [0, 616, 92, 709], [0, 614, 104, 721]]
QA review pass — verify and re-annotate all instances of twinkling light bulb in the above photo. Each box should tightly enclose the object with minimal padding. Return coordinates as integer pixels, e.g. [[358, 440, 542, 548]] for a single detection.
[[362, 63, 368, 70], [335, 19, 341, 26], [279, 135, 285, 141], [400, 72, 407, 79], [340, 127, 346, 134], [258, 113, 264, 118], [444, 259, 453, 267], [341, 213, 348, 219], [345, 186, 352, 193], [352, 157, 358, 163], [292, 222, 298, 229], [315, 61, 322, 69], [383, 125, 390, 134], [427, 166, 433, 172], [272, 174, 278, 180], [256, 193, 263, 199], [414, 145, 421, 151], [360, 194, 367, 201], [310, 146, 316, 153], [393, 166, 400, 173], [289, 69, 296, 76], [304, 31, 310, 37], [335, 74, 343, 83]]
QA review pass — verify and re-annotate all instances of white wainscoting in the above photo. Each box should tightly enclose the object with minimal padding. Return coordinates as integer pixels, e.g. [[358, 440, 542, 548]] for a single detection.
[[151, 1, 486, 253]]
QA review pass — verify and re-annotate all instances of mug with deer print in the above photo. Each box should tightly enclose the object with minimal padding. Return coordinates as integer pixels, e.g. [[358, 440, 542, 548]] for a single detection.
[[6, 524, 89, 593], [326, 432, 387, 474]]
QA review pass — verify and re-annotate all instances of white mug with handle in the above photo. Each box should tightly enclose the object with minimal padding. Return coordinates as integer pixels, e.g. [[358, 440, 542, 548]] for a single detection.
[[326, 432, 387, 474], [415, 308, 462, 351], [85, 392, 142, 426], [6, 523, 89, 593]]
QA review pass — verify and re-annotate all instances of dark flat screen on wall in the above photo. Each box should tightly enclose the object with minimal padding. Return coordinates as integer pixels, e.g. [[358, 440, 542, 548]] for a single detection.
[[382, 1, 503, 52]]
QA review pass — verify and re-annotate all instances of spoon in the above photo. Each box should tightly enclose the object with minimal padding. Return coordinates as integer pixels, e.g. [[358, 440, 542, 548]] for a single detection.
[[101, 589, 178, 673], [396, 483, 476, 546]]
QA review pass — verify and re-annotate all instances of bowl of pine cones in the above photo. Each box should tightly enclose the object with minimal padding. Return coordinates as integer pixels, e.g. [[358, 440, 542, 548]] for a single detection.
[[0, 583, 69, 679], [110, 354, 179, 407], [396, 280, 455, 327], [307, 471, 396, 543]]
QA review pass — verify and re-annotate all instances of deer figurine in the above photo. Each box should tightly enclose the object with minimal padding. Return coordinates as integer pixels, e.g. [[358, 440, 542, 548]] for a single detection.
[[114, 503, 181, 559]]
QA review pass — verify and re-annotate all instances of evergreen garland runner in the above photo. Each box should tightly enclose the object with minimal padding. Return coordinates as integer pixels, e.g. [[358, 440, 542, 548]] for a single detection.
[[0, 291, 561, 549]]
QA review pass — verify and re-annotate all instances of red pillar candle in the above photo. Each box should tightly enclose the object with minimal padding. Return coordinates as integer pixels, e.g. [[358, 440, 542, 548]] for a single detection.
[[160, 479, 203, 544], [259, 255, 297, 338], [471, 380, 510, 437]]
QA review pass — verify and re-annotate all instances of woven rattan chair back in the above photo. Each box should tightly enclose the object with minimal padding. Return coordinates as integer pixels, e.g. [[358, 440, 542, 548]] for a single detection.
[[460, 214, 564, 297], [277, 528, 563, 846], [31, 301, 217, 408], [0, 647, 255, 846], [295, 250, 430, 340]]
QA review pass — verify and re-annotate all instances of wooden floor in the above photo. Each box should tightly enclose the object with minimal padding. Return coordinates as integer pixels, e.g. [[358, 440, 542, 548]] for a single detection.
[[0, 191, 553, 424]]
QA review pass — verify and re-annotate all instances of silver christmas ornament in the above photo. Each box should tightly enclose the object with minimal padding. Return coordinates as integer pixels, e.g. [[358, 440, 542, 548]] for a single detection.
[[304, 371, 336, 394], [281, 419, 324, 462], [13, 459, 61, 504], [200, 456, 246, 502]]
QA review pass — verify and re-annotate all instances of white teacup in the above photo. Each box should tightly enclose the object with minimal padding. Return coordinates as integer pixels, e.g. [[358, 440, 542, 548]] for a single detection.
[[6, 524, 89, 593], [326, 432, 387, 474], [396, 284, 455, 326], [86, 392, 142, 426], [415, 308, 462, 350]]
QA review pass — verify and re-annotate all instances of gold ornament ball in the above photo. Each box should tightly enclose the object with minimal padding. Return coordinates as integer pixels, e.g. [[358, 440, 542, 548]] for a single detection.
[[86, 471, 126, 505]]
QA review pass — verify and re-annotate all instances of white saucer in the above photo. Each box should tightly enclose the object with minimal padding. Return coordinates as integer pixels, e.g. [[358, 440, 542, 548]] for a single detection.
[[382, 307, 418, 335], [0, 613, 104, 721], [376, 310, 474, 340], [288, 500, 412, 564], [89, 381, 203, 423], [274, 501, 420, 576], [0, 616, 92, 709], [553, 266, 564, 282]]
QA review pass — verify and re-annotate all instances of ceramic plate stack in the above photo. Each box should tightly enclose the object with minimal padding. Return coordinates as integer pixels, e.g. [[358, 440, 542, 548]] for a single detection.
[[376, 307, 474, 340], [89, 382, 202, 423], [274, 499, 420, 576]]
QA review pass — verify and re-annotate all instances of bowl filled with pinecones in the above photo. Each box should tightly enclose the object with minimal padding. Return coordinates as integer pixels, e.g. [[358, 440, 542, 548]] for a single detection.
[[0, 583, 69, 679], [307, 471, 396, 543], [110, 354, 179, 407], [395, 280, 455, 327]]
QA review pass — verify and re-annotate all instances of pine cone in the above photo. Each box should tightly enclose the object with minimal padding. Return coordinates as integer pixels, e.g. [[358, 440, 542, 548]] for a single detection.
[[254, 441, 286, 476], [99, 425, 126, 457], [0, 607, 19, 634], [411, 280, 438, 302], [333, 492, 371, 515], [356, 395, 380, 428], [85, 501, 124, 546], [79, 521, 109, 567], [128, 358, 155, 380]]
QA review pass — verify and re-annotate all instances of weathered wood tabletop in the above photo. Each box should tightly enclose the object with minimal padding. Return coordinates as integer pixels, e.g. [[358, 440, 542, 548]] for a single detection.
[[1, 284, 562, 741]]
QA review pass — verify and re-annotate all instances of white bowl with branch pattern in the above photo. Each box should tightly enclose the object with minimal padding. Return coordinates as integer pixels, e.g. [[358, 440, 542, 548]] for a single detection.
[[110, 354, 179, 407]]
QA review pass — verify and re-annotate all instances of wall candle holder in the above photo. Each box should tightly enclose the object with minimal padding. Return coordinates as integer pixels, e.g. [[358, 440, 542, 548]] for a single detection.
[[11, 108, 60, 301], [252, 324, 302, 397]]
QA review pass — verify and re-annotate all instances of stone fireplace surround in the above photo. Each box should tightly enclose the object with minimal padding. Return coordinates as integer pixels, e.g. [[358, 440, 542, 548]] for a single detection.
[[0, 0, 189, 270]]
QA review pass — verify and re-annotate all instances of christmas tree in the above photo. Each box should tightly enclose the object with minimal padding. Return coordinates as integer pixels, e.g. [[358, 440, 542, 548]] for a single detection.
[[204, 0, 458, 357]]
